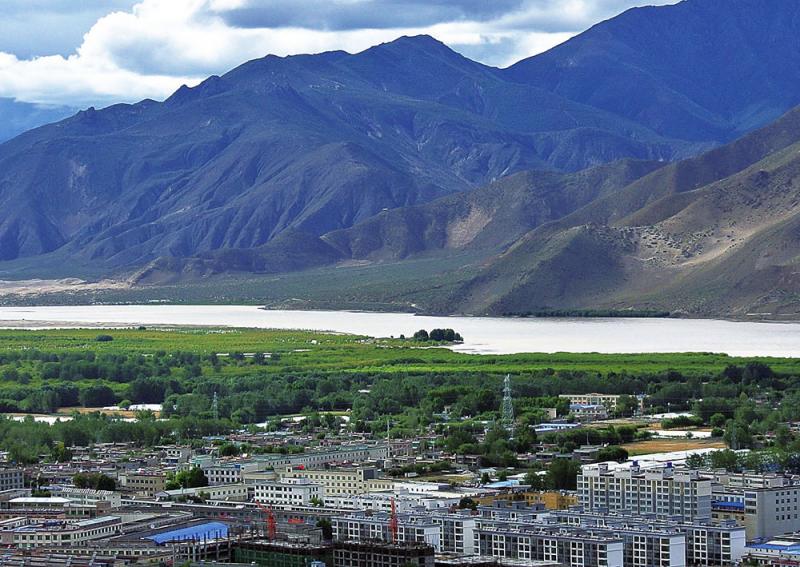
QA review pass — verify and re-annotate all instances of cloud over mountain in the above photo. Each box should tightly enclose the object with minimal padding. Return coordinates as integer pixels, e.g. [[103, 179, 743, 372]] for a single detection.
[[0, 0, 678, 107]]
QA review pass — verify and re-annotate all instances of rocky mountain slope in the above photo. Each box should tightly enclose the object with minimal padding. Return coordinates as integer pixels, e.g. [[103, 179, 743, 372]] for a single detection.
[[441, 106, 800, 317], [0, 35, 692, 268]]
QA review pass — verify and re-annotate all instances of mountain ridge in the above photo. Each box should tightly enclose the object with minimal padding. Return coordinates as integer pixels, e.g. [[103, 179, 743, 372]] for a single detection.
[[3, 0, 800, 318]]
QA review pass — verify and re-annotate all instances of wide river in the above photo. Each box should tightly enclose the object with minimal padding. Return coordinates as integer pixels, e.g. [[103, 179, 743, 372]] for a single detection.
[[0, 305, 798, 357]]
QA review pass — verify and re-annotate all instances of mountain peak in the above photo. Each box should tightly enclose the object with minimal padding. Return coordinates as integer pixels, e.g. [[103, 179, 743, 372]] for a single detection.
[[361, 34, 463, 61]]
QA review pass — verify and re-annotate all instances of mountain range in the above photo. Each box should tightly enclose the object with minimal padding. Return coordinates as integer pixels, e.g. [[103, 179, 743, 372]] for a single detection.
[[3, 0, 800, 317]]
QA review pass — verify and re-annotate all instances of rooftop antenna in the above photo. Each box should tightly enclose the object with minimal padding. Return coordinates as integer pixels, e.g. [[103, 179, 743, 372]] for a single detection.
[[502, 374, 515, 438]]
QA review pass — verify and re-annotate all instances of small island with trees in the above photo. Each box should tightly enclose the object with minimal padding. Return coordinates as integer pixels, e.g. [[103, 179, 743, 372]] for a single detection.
[[409, 328, 463, 342]]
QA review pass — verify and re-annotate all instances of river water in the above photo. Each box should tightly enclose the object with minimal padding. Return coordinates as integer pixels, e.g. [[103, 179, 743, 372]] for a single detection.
[[0, 305, 798, 356]]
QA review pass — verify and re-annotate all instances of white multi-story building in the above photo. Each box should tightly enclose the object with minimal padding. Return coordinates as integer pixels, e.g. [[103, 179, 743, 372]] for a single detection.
[[279, 465, 393, 498], [331, 511, 441, 550], [52, 487, 122, 508], [559, 393, 627, 411], [333, 503, 745, 567], [158, 483, 248, 502], [578, 463, 712, 521], [475, 523, 626, 567], [205, 461, 267, 486], [324, 492, 418, 513], [8, 516, 121, 548], [253, 478, 324, 509], [569, 403, 608, 421], [550, 509, 746, 566], [199, 444, 393, 486], [430, 513, 477, 555]]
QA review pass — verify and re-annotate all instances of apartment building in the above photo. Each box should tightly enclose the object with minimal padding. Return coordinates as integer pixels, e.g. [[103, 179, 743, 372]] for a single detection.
[[473, 490, 578, 511], [549, 509, 746, 566], [744, 534, 800, 565], [331, 511, 441, 550], [558, 393, 626, 411], [280, 465, 393, 499], [253, 478, 324, 509], [711, 471, 800, 539], [158, 482, 248, 502], [200, 444, 392, 486], [8, 516, 121, 548], [569, 404, 609, 422], [475, 523, 625, 567], [325, 492, 420, 513], [117, 471, 166, 497], [430, 513, 477, 555], [0, 468, 24, 491], [204, 461, 267, 486], [51, 487, 122, 508], [578, 463, 712, 521]]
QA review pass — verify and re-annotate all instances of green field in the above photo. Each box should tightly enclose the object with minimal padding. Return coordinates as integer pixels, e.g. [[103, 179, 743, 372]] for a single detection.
[[1, 327, 799, 375]]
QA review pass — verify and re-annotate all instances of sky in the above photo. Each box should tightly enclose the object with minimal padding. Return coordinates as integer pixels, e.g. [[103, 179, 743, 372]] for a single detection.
[[0, 0, 680, 108]]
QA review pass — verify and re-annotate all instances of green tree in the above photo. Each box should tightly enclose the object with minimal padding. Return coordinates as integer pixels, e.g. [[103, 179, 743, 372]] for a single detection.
[[614, 395, 639, 417], [775, 424, 793, 449], [413, 330, 429, 341], [167, 466, 208, 489], [73, 473, 116, 491], [50, 442, 73, 463], [724, 421, 754, 450], [597, 446, 628, 463], [524, 469, 545, 490], [218, 442, 240, 457], [546, 459, 581, 490], [709, 413, 727, 428], [709, 449, 740, 471], [79, 385, 116, 408]]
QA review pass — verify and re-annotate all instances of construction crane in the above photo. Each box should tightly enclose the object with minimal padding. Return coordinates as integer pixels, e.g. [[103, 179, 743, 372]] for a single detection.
[[388, 497, 399, 543], [253, 500, 278, 540]]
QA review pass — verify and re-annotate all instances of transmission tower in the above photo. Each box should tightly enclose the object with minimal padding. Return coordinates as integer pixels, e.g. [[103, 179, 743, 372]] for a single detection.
[[502, 374, 515, 437], [212, 391, 219, 421]]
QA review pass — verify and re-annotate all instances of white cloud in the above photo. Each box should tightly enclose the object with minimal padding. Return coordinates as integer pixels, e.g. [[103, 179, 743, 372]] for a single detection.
[[0, 0, 680, 107]]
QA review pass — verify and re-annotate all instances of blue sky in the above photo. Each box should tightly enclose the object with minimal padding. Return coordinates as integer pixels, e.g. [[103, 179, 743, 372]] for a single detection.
[[0, 0, 679, 107]]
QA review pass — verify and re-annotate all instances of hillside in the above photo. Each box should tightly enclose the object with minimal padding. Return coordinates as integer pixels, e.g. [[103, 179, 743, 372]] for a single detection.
[[0, 35, 691, 269], [507, 0, 800, 143], [441, 106, 800, 317], [321, 159, 662, 262]]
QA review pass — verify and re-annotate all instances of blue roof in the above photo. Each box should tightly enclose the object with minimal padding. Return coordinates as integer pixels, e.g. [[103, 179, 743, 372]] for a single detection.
[[146, 522, 228, 545]]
